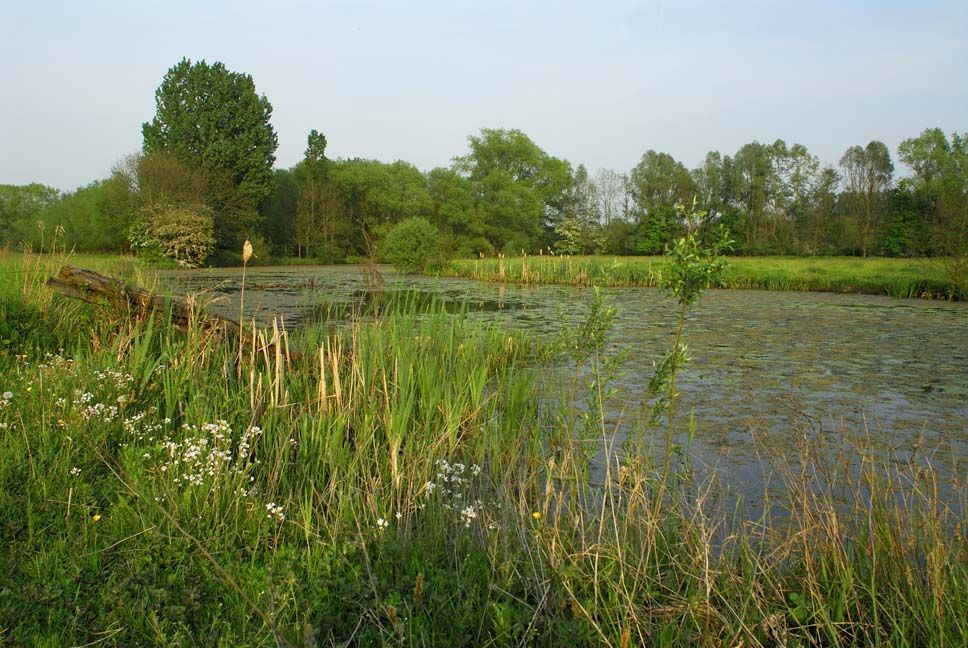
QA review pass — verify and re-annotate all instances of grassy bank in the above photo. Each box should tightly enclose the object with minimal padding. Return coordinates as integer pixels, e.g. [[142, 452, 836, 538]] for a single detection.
[[444, 255, 957, 299], [0, 250, 965, 645]]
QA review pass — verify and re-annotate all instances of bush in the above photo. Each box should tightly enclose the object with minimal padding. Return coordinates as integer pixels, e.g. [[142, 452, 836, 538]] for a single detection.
[[382, 217, 443, 273], [129, 203, 215, 268], [315, 241, 345, 265]]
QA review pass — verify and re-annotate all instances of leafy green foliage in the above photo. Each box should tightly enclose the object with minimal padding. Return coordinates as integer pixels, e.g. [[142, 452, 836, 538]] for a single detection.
[[0, 183, 61, 246], [455, 128, 573, 252], [650, 212, 733, 482], [260, 168, 299, 252], [29, 178, 135, 252], [554, 286, 616, 367], [629, 150, 694, 217], [382, 217, 443, 273], [634, 204, 677, 254], [129, 204, 215, 267], [839, 141, 894, 257], [660, 219, 734, 306], [142, 58, 278, 238], [9, 97, 968, 269], [898, 128, 968, 297], [427, 167, 491, 256], [554, 165, 604, 254]]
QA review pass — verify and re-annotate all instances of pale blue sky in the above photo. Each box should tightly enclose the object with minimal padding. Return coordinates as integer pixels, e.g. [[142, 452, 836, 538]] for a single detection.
[[2, 0, 965, 190]]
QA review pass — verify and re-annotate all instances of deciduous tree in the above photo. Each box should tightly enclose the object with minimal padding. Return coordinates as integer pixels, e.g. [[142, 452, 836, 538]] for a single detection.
[[142, 58, 278, 247], [899, 128, 968, 296], [840, 141, 893, 257], [454, 128, 572, 252]]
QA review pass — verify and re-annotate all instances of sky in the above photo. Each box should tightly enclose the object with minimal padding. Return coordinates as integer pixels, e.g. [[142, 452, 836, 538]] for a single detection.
[[2, 0, 965, 191]]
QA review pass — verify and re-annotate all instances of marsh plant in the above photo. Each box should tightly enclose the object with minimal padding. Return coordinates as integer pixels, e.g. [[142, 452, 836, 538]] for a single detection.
[[649, 215, 733, 486], [545, 285, 625, 474]]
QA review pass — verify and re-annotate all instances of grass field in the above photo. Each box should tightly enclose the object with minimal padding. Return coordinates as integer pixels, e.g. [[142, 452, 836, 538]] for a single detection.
[[0, 248, 965, 645], [444, 255, 959, 299]]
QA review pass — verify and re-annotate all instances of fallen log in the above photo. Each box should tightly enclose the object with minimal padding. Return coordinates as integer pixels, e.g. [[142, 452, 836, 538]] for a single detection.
[[46, 265, 299, 360], [47, 264, 240, 333]]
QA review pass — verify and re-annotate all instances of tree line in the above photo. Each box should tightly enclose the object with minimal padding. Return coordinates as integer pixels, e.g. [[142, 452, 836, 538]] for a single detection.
[[1, 59, 965, 266]]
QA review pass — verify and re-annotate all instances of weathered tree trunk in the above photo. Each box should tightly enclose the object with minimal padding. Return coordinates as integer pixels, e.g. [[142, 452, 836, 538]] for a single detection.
[[47, 265, 243, 336], [46, 265, 304, 362]]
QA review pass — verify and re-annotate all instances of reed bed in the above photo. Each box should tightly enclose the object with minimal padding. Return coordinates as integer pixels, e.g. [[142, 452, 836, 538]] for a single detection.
[[444, 255, 956, 300], [0, 251, 964, 646]]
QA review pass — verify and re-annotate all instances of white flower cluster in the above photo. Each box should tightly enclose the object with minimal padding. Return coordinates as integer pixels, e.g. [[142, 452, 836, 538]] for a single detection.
[[156, 420, 263, 490], [424, 459, 492, 529], [34, 351, 74, 372], [425, 459, 482, 496], [238, 425, 260, 462], [58, 365, 134, 424], [0, 391, 11, 410], [122, 410, 170, 444], [94, 368, 134, 390], [460, 505, 479, 527], [159, 436, 230, 486], [265, 501, 285, 522], [46, 350, 72, 365], [81, 402, 119, 422]]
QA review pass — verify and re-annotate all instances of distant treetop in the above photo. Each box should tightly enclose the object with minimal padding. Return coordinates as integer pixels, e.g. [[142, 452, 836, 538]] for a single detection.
[[142, 58, 278, 208]]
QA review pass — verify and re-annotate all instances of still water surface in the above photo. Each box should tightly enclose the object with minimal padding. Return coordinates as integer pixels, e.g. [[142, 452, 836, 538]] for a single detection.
[[163, 265, 968, 509]]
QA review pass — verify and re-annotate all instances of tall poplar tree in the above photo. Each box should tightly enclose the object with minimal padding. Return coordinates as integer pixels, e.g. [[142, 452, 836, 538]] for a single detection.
[[142, 58, 278, 248]]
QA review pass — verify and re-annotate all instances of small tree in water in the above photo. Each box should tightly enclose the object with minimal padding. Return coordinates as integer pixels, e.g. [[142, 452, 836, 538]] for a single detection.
[[648, 204, 733, 488]]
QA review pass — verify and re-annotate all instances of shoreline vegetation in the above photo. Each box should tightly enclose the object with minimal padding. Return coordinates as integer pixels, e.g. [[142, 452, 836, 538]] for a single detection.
[[1, 250, 965, 645], [17, 249, 956, 302], [443, 254, 961, 300]]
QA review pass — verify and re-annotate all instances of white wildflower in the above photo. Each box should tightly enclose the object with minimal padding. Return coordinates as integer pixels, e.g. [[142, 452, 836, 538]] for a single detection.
[[460, 506, 478, 527], [265, 502, 285, 522]]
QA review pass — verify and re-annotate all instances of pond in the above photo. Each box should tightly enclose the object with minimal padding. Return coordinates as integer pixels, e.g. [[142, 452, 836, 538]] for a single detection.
[[163, 265, 968, 513]]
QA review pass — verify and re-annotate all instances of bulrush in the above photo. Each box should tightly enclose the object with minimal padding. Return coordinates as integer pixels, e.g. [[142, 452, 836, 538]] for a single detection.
[[239, 239, 255, 366]]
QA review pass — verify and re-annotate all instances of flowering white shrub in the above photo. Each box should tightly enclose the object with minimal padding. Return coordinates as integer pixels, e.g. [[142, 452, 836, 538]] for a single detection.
[[129, 203, 215, 268]]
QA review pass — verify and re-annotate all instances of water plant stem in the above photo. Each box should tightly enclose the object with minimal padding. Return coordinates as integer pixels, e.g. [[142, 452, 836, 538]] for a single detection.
[[661, 300, 688, 491]]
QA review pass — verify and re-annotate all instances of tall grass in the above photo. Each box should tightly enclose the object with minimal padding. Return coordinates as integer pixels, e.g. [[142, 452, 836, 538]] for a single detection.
[[444, 255, 958, 300], [0, 251, 964, 645]]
